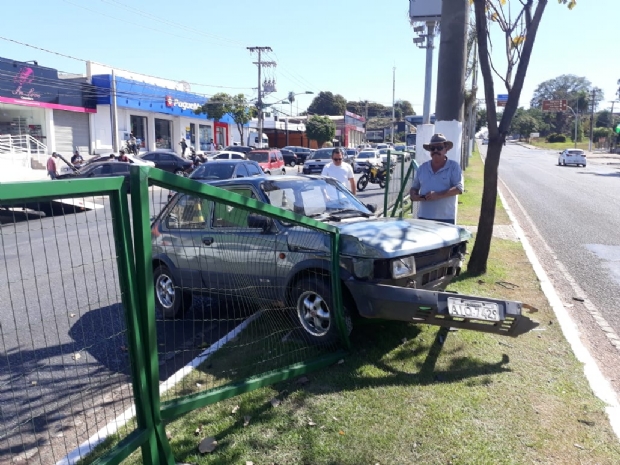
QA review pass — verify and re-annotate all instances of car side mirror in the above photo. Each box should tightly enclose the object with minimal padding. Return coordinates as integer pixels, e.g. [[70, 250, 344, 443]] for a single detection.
[[247, 213, 273, 232], [365, 203, 377, 213]]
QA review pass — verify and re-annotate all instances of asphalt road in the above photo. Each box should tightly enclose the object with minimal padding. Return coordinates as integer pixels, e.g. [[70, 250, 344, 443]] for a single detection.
[[482, 142, 620, 336]]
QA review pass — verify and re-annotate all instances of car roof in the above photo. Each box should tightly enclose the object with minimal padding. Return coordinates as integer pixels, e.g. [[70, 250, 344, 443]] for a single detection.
[[202, 174, 314, 188], [207, 159, 253, 164]]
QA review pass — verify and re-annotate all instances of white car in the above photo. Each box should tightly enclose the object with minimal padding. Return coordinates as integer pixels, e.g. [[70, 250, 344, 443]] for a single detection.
[[354, 150, 382, 173], [206, 150, 247, 161], [378, 148, 397, 165], [558, 149, 586, 167]]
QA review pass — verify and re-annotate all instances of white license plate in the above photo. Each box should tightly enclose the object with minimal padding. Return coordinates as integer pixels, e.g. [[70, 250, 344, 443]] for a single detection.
[[447, 298, 500, 321]]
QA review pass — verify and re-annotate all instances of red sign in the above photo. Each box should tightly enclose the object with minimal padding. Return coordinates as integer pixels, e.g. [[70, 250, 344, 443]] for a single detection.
[[497, 100, 507, 107], [542, 99, 568, 112], [165, 95, 173, 107]]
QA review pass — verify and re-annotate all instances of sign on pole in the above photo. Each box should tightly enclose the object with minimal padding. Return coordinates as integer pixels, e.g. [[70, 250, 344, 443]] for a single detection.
[[542, 99, 568, 112], [496, 94, 508, 107], [409, 0, 442, 21]]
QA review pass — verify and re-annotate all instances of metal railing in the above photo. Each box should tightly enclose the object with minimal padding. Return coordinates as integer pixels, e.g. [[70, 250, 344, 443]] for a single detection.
[[0, 134, 48, 163], [382, 150, 419, 219]]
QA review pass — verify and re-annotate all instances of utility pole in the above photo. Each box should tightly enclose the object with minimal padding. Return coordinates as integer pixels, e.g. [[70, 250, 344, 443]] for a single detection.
[[247, 46, 275, 147], [589, 88, 596, 152], [391, 67, 396, 144]]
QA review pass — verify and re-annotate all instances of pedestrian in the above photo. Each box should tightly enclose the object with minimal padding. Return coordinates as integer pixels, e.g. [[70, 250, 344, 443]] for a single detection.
[[179, 138, 188, 157], [71, 150, 84, 168], [47, 152, 58, 180], [128, 132, 138, 155], [109, 153, 117, 161], [207, 138, 215, 151], [321, 147, 356, 194], [119, 150, 129, 162], [409, 133, 463, 224]]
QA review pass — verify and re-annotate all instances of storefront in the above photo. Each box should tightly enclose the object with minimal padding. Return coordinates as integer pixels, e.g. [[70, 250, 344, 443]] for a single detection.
[[90, 69, 234, 155], [0, 57, 96, 156]]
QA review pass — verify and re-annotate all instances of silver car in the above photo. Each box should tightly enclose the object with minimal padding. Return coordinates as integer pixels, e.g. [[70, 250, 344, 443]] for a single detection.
[[151, 175, 471, 343]]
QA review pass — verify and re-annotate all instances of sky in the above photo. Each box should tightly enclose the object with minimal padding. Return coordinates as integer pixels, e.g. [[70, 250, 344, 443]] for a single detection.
[[1, 0, 618, 116]]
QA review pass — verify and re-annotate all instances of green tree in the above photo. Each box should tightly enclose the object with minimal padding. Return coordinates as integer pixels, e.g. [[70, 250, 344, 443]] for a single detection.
[[394, 100, 415, 119], [228, 94, 256, 145], [596, 110, 612, 128], [468, 0, 577, 276], [307, 91, 347, 116], [306, 115, 336, 148], [475, 107, 487, 132], [195, 92, 229, 121]]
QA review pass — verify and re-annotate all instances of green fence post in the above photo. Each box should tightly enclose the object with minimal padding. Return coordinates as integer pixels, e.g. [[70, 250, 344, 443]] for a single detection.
[[330, 230, 350, 349], [383, 149, 391, 217], [390, 160, 416, 218], [129, 166, 175, 465], [399, 155, 406, 218]]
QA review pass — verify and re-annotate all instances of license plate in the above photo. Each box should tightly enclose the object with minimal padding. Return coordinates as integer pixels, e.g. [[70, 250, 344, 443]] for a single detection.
[[447, 298, 500, 321]]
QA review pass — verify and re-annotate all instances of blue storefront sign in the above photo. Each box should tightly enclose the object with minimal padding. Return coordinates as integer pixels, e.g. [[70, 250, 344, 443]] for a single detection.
[[91, 75, 234, 123]]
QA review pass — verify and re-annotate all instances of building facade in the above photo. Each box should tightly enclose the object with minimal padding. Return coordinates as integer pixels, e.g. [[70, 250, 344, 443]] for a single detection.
[[0, 56, 96, 157]]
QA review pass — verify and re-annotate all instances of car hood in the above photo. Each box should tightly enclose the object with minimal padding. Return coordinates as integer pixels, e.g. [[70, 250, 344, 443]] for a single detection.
[[286, 217, 471, 259]]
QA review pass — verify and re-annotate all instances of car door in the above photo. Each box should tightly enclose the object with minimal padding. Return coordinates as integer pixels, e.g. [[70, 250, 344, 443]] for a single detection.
[[234, 164, 249, 178], [201, 186, 284, 302], [246, 162, 262, 177], [158, 153, 178, 172]]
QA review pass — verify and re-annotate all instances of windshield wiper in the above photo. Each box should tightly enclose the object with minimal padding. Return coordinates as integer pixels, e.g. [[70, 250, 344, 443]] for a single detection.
[[328, 209, 370, 218]]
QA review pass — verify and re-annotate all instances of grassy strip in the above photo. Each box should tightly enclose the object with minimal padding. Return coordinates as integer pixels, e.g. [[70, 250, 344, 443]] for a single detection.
[[527, 138, 591, 151], [81, 148, 620, 464]]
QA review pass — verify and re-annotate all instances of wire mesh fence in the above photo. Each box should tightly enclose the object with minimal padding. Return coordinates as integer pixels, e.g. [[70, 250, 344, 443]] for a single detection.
[[382, 151, 418, 219], [0, 192, 138, 465], [141, 174, 348, 413]]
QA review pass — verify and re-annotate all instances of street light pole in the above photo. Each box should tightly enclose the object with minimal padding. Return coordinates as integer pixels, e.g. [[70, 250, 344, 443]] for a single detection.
[[567, 106, 578, 149]]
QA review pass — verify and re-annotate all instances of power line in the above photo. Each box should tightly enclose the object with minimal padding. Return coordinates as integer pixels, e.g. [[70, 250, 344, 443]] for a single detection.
[[0, 35, 253, 91]]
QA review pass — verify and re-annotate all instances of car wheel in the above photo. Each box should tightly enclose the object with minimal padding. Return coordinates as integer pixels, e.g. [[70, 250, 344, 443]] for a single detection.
[[291, 276, 352, 345], [174, 169, 186, 176], [153, 264, 192, 318], [357, 175, 369, 191], [558, 159, 562, 166], [289, 160, 296, 168], [265, 170, 271, 175]]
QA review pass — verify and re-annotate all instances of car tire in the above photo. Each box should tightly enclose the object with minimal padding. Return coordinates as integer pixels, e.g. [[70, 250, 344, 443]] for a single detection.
[[558, 159, 562, 166], [379, 179, 386, 189], [289, 160, 296, 168], [357, 175, 369, 192], [290, 276, 352, 345], [153, 264, 192, 319]]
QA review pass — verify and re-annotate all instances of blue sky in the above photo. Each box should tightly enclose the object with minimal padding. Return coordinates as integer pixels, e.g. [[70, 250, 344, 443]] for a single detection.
[[1, 0, 617, 115]]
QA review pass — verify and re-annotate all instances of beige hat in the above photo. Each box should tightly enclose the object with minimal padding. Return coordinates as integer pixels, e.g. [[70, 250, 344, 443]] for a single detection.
[[423, 133, 454, 151]]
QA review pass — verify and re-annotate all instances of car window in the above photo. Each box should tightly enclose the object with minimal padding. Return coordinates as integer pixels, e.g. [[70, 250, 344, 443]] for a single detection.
[[89, 165, 106, 176], [232, 154, 243, 159], [247, 152, 268, 163], [166, 195, 208, 230], [142, 153, 157, 161], [235, 164, 249, 178], [191, 163, 235, 180], [246, 163, 261, 176], [212, 188, 261, 229], [265, 187, 296, 213], [215, 153, 228, 159], [161, 153, 175, 161], [112, 164, 130, 174]]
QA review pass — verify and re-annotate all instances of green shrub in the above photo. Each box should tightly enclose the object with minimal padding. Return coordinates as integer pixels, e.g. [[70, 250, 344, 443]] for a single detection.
[[546, 133, 567, 143]]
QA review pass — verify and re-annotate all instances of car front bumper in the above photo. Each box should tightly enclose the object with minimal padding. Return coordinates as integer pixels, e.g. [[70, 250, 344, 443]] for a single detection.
[[344, 281, 538, 337]]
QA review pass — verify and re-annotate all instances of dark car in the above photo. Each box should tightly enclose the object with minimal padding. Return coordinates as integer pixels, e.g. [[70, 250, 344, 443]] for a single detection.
[[280, 149, 299, 167], [282, 146, 312, 163], [140, 151, 193, 175], [301, 148, 334, 174], [57, 161, 132, 190], [224, 145, 254, 155], [189, 160, 263, 181], [150, 175, 471, 343]]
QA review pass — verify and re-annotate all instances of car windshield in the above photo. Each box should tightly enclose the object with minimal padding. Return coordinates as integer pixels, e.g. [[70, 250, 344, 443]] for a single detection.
[[568, 150, 584, 155], [358, 152, 375, 159], [309, 149, 333, 159], [379, 149, 388, 154], [262, 177, 370, 218], [247, 152, 269, 163], [190, 163, 235, 180]]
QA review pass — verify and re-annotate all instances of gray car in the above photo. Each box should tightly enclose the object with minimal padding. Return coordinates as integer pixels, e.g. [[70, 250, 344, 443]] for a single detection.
[[301, 148, 336, 174], [150, 175, 471, 343]]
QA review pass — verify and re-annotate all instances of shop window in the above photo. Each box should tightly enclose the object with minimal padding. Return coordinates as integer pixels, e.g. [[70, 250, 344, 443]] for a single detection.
[[155, 118, 172, 149], [199, 124, 213, 151], [130, 115, 147, 148]]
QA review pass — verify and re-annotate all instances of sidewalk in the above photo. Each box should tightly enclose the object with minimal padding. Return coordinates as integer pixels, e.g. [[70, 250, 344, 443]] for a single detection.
[[0, 165, 48, 183]]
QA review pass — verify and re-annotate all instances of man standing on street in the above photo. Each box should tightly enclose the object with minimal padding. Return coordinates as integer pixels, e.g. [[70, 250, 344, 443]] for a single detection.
[[47, 152, 58, 180], [409, 133, 463, 224], [321, 147, 356, 194], [179, 138, 188, 158]]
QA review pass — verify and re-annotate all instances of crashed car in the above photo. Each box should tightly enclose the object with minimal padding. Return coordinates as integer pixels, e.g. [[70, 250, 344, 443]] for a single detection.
[[151, 175, 534, 343]]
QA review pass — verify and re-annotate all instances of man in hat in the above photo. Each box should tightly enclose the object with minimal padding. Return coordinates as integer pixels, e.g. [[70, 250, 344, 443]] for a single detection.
[[409, 133, 463, 224]]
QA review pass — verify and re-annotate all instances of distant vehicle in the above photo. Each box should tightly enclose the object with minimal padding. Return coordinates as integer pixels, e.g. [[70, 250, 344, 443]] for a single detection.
[[282, 146, 313, 163], [280, 149, 299, 167], [558, 149, 587, 167], [190, 160, 263, 181], [344, 149, 358, 165], [224, 145, 254, 155], [207, 151, 247, 161], [140, 151, 193, 175], [59, 153, 154, 175], [405, 133, 417, 147], [354, 150, 382, 173], [301, 148, 334, 174], [246, 149, 286, 175], [57, 161, 132, 191], [247, 131, 269, 148], [378, 148, 397, 165]]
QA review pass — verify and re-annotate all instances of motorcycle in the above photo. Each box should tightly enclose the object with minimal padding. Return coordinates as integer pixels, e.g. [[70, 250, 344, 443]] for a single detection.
[[357, 163, 389, 191]]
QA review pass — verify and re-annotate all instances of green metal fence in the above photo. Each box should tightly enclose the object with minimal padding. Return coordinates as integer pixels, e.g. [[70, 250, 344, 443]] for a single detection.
[[382, 150, 419, 219], [0, 167, 350, 464]]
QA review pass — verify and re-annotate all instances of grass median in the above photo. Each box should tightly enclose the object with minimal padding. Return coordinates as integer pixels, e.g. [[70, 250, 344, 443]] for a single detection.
[[82, 148, 620, 464]]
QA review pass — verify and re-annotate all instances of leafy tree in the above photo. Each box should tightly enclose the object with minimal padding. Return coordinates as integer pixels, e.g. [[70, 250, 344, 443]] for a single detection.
[[195, 92, 228, 121], [307, 91, 347, 116], [394, 100, 415, 118], [475, 107, 487, 132], [305, 115, 336, 148], [512, 113, 540, 140], [228, 94, 256, 144], [468, 0, 577, 276], [346, 101, 389, 118], [593, 127, 613, 143], [596, 110, 612, 128]]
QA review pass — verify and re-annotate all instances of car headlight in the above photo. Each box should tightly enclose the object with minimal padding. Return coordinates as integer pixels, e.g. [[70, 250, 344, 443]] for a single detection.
[[391, 256, 416, 279]]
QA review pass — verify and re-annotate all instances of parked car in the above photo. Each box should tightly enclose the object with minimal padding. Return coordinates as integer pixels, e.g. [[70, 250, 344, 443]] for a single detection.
[[378, 148, 397, 165], [280, 149, 299, 167], [246, 149, 286, 175], [151, 175, 471, 343], [558, 149, 587, 167], [207, 150, 247, 161], [301, 148, 334, 174], [282, 146, 313, 163], [354, 150, 382, 173], [139, 151, 193, 175], [224, 145, 254, 155], [344, 149, 358, 165], [57, 161, 132, 191], [58, 153, 154, 175], [190, 159, 263, 180]]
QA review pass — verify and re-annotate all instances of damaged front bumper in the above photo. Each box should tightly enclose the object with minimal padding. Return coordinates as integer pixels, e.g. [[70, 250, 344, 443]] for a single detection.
[[345, 282, 539, 337]]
